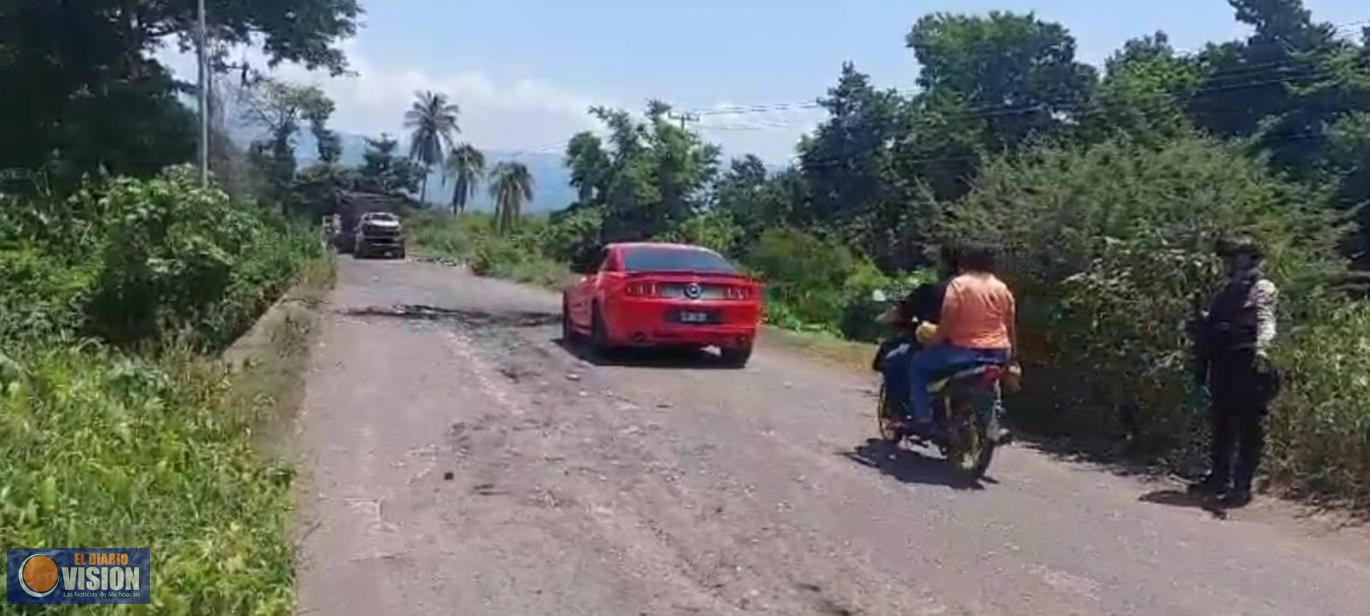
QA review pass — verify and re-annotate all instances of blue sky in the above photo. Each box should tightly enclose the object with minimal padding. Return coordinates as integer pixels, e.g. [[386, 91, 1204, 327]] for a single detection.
[[185, 0, 1367, 162]]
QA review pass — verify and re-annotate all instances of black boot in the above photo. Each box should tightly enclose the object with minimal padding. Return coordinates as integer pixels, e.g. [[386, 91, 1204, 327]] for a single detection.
[[1187, 474, 1228, 496], [1220, 487, 1253, 509]]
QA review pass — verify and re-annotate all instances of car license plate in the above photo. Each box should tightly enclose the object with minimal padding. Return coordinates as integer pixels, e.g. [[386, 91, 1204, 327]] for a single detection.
[[679, 311, 711, 324]]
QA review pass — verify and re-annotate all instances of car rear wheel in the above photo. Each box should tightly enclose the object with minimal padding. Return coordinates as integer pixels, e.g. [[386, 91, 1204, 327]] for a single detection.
[[561, 299, 579, 343], [589, 303, 611, 358], [720, 344, 753, 368]]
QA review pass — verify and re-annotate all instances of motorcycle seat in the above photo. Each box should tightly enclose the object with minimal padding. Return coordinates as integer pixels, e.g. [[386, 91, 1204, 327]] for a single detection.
[[929, 363, 1004, 394]]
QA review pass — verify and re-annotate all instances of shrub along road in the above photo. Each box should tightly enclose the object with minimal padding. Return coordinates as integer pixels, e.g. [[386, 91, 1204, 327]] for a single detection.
[[294, 258, 1370, 615]]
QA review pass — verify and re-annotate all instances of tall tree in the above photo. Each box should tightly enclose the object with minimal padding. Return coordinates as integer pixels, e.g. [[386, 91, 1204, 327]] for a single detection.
[[489, 162, 535, 234], [713, 155, 771, 239], [565, 132, 612, 204], [574, 103, 719, 242], [1086, 32, 1202, 144], [906, 11, 1098, 151], [1188, 0, 1353, 168], [445, 143, 486, 214], [0, 0, 360, 190], [239, 78, 335, 202], [798, 63, 905, 228], [358, 134, 423, 195], [404, 90, 460, 202]]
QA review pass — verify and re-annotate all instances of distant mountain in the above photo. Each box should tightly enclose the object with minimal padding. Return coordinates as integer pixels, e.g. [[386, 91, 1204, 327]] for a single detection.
[[231, 125, 576, 213]]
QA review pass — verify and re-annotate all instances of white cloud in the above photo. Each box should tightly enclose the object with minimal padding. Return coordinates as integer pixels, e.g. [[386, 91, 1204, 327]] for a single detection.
[[162, 41, 605, 154], [159, 44, 816, 163]]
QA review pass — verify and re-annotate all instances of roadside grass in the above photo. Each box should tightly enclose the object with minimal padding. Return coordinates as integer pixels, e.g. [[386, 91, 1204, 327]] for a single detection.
[[0, 260, 332, 615], [0, 344, 296, 614], [474, 250, 575, 289], [407, 209, 574, 290], [406, 208, 483, 261], [759, 327, 876, 374]]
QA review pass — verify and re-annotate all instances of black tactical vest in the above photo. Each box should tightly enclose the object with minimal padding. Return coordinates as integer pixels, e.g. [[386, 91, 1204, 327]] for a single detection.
[[1203, 271, 1260, 354]]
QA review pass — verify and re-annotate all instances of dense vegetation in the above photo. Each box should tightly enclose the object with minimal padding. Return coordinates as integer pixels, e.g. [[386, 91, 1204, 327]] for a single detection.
[[410, 1, 1370, 505], [1, 0, 359, 611]]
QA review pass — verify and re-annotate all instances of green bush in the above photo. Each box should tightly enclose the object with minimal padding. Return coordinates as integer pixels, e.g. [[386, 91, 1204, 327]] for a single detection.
[[405, 209, 485, 260], [469, 235, 528, 277], [0, 344, 294, 613], [0, 167, 327, 613], [939, 137, 1343, 458], [0, 169, 318, 352], [0, 247, 95, 341], [541, 206, 604, 264], [747, 228, 858, 328], [406, 209, 573, 288], [839, 268, 935, 342], [1266, 303, 1370, 504]]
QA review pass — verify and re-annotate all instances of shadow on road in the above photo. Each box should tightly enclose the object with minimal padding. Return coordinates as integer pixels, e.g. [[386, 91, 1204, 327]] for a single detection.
[[341, 304, 561, 328], [553, 337, 740, 370], [1139, 489, 1229, 519], [840, 438, 987, 491]]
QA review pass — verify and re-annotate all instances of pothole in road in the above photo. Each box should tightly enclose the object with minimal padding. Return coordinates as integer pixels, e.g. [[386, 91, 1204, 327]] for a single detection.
[[339, 304, 561, 329]]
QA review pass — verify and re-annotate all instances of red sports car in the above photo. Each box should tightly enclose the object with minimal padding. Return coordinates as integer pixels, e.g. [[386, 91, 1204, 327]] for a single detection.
[[561, 242, 764, 366]]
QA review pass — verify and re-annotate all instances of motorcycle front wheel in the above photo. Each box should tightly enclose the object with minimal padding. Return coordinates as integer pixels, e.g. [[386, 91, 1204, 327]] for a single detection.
[[875, 384, 904, 443]]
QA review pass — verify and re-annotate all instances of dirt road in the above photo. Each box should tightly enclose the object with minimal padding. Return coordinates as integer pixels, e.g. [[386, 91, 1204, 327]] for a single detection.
[[293, 258, 1370, 616]]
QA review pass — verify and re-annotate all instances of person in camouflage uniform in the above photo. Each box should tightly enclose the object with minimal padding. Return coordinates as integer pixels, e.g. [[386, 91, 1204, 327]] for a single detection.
[[1188, 235, 1281, 509]]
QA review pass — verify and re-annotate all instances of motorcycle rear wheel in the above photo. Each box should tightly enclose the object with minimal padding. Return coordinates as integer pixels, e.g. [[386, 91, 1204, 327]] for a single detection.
[[943, 391, 996, 479]]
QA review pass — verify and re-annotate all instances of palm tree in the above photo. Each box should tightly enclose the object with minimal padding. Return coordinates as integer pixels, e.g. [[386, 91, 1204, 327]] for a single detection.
[[445, 143, 486, 215], [489, 161, 534, 234], [403, 90, 460, 203]]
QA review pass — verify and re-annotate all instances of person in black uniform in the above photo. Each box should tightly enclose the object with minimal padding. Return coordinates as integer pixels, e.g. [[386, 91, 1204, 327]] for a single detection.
[[874, 245, 960, 421], [1188, 235, 1281, 508]]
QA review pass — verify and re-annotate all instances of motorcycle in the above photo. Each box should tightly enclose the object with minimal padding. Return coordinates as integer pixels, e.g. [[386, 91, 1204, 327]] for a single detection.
[[869, 289, 1015, 479]]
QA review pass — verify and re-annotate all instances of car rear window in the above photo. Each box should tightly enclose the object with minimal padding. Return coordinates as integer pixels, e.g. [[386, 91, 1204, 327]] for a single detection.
[[621, 247, 738, 274]]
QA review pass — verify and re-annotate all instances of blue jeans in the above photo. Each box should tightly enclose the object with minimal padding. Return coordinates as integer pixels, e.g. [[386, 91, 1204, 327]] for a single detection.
[[908, 346, 1010, 424], [881, 342, 914, 418]]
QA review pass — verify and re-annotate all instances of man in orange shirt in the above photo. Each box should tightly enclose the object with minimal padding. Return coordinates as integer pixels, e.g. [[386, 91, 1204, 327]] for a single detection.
[[905, 243, 1016, 435]]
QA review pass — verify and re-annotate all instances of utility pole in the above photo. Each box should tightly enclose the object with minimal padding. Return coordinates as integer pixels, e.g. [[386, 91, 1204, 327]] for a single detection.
[[669, 112, 699, 131], [196, 0, 209, 187]]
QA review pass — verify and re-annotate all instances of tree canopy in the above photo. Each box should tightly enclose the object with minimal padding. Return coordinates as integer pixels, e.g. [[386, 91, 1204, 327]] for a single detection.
[[0, 0, 362, 190]]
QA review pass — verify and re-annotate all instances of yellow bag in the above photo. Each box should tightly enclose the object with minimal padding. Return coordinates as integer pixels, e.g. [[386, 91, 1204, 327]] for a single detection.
[[915, 322, 938, 345]]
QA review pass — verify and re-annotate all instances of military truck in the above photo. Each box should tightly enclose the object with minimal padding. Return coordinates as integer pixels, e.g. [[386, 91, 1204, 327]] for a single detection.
[[329, 190, 413, 259], [351, 212, 406, 259]]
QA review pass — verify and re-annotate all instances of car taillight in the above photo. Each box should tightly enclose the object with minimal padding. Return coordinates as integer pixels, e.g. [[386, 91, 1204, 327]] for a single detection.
[[626, 282, 657, 297]]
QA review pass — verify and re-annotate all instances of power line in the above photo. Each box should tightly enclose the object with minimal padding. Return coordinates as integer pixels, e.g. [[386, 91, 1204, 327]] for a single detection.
[[682, 17, 1370, 121], [787, 120, 1352, 172], [693, 64, 1355, 137]]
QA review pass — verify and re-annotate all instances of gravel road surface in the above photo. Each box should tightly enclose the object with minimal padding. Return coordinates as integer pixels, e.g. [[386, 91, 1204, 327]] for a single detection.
[[294, 258, 1370, 615]]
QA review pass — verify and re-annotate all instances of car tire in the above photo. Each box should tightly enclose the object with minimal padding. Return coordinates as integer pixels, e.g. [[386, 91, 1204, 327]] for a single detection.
[[561, 298, 579, 344], [590, 303, 612, 359], [720, 344, 753, 368]]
